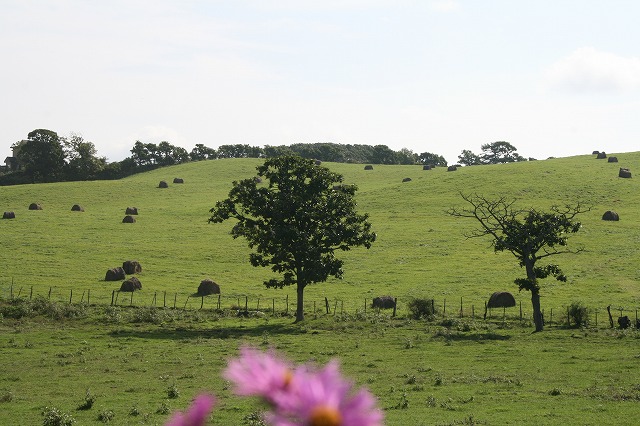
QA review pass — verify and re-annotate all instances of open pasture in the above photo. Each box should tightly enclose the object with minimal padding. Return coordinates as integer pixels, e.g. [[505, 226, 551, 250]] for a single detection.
[[1, 153, 640, 425]]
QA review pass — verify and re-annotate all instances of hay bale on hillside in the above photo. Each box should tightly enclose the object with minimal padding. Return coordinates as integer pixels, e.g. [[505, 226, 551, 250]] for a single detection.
[[173, 178, 184, 184], [372, 295, 396, 309], [607, 156, 618, 163], [596, 152, 607, 159], [105, 267, 126, 281], [197, 279, 221, 296], [158, 180, 169, 188], [423, 165, 432, 170], [402, 177, 412, 182], [122, 260, 142, 274], [447, 165, 457, 172], [28, 203, 43, 210], [71, 204, 84, 212], [602, 211, 619, 221], [3, 211, 15, 219], [619, 168, 632, 178], [487, 292, 516, 308], [122, 215, 136, 223], [120, 277, 142, 292], [315, 160, 322, 165], [364, 165, 373, 170], [618, 316, 631, 329], [125, 207, 138, 215], [592, 150, 600, 155]]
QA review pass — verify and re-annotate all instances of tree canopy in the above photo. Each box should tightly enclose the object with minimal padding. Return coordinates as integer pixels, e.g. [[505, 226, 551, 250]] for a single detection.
[[15, 129, 66, 182], [208, 155, 376, 322], [448, 194, 589, 331]]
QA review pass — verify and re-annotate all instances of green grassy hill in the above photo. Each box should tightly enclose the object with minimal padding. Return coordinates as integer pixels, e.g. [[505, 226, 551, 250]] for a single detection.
[[1, 153, 638, 315]]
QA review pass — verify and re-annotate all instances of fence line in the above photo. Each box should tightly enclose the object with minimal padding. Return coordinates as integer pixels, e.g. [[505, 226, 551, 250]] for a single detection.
[[1, 283, 638, 328]]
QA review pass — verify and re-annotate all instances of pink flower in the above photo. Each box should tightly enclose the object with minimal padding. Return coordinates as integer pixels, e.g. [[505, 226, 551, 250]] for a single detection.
[[165, 393, 215, 426], [224, 346, 297, 403], [267, 361, 384, 426]]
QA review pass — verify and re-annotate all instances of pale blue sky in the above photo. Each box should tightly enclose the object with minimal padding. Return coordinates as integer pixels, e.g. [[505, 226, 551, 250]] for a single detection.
[[2, 0, 639, 164]]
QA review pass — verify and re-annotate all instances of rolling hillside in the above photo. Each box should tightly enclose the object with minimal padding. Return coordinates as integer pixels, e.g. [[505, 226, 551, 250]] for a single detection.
[[1, 152, 638, 314]]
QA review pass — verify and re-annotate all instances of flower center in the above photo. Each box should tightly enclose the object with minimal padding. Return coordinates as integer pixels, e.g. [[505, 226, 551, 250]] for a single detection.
[[309, 405, 342, 426]]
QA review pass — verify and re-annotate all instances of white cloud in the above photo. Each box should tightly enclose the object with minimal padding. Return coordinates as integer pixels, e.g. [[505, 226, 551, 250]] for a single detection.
[[429, 0, 461, 12], [544, 47, 640, 93]]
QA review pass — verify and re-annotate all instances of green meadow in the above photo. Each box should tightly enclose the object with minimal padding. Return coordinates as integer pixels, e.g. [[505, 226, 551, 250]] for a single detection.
[[1, 154, 639, 425]]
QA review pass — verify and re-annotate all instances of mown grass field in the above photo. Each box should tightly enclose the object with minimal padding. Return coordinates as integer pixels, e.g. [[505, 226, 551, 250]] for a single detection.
[[1, 153, 639, 425]]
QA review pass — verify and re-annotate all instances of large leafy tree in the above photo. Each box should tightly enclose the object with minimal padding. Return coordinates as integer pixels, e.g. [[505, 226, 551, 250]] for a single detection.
[[62, 133, 106, 180], [448, 194, 589, 332], [418, 151, 447, 167], [15, 129, 66, 182], [209, 155, 376, 322], [480, 141, 525, 164], [457, 149, 482, 166]]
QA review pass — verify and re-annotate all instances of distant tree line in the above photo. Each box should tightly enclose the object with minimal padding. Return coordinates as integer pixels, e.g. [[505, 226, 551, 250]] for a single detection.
[[1, 129, 451, 185]]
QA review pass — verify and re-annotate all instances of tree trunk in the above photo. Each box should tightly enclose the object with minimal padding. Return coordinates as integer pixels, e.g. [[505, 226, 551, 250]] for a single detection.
[[531, 291, 543, 332], [295, 283, 305, 323]]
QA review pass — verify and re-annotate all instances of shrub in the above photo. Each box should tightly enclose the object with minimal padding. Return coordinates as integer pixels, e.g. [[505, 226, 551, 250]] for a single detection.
[[42, 406, 76, 426], [568, 301, 589, 327], [167, 383, 180, 399], [407, 298, 436, 319], [97, 409, 115, 423], [77, 390, 96, 410]]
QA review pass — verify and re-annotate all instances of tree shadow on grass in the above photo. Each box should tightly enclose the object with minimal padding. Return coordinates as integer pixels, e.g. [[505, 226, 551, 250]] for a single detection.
[[434, 332, 512, 342], [108, 322, 306, 340]]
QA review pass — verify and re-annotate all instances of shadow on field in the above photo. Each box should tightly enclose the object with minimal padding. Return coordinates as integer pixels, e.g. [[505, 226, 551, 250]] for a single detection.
[[108, 323, 305, 340], [435, 332, 512, 342]]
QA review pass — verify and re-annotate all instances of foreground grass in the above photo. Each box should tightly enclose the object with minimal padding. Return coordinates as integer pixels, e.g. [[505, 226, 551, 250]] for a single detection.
[[1, 300, 639, 425]]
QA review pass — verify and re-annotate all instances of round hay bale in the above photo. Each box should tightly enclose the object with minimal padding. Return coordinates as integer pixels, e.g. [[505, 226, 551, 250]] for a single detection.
[[364, 165, 373, 170], [372, 296, 396, 309], [122, 215, 136, 223], [487, 292, 516, 308], [423, 165, 432, 170], [197, 279, 221, 296], [105, 267, 126, 281], [618, 316, 631, 329], [602, 211, 619, 221], [447, 165, 457, 172], [607, 156, 618, 163], [173, 178, 184, 184], [315, 159, 322, 166], [120, 277, 142, 292], [3, 211, 15, 219], [592, 150, 600, 155], [402, 177, 412, 183], [596, 152, 607, 159], [158, 180, 169, 188], [125, 207, 138, 215], [122, 260, 142, 274], [28, 203, 43, 210], [71, 204, 84, 212], [619, 168, 632, 178]]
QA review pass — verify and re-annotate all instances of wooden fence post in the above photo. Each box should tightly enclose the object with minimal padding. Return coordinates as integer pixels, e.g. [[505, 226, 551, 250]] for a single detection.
[[314, 301, 317, 319], [472, 305, 475, 319], [87, 289, 90, 305], [364, 299, 367, 313], [69, 289, 73, 304], [219, 294, 222, 310], [184, 296, 190, 310], [325, 297, 330, 314], [163, 291, 167, 308], [460, 297, 463, 318], [286, 295, 289, 314], [519, 301, 522, 320], [393, 298, 397, 317], [153, 291, 157, 307], [30, 286, 33, 300], [257, 298, 260, 311], [443, 299, 446, 317], [130, 291, 133, 306], [333, 300, 338, 316], [245, 296, 248, 312], [174, 293, 177, 309], [595, 309, 598, 327], [48, 287, 52, 300], [200, 296, 204, 310], [111, 290, 115, 306]]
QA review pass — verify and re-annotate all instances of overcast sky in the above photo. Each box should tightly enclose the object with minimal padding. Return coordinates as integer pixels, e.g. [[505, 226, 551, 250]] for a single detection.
[[2, 0, 639, 164]]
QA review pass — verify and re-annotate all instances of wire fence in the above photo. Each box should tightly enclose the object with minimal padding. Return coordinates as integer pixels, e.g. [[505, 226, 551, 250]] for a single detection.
[[1, 282, 639, 329]]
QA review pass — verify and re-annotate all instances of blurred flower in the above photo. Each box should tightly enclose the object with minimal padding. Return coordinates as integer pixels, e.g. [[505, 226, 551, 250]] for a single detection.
[[267, 360, 384, 426], [224, 346, 298, 403], [165, 393, 215, 426]]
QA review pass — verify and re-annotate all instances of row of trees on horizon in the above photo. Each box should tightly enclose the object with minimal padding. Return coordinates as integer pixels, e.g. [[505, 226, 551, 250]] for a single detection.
[[1, 128, 529, 185]]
